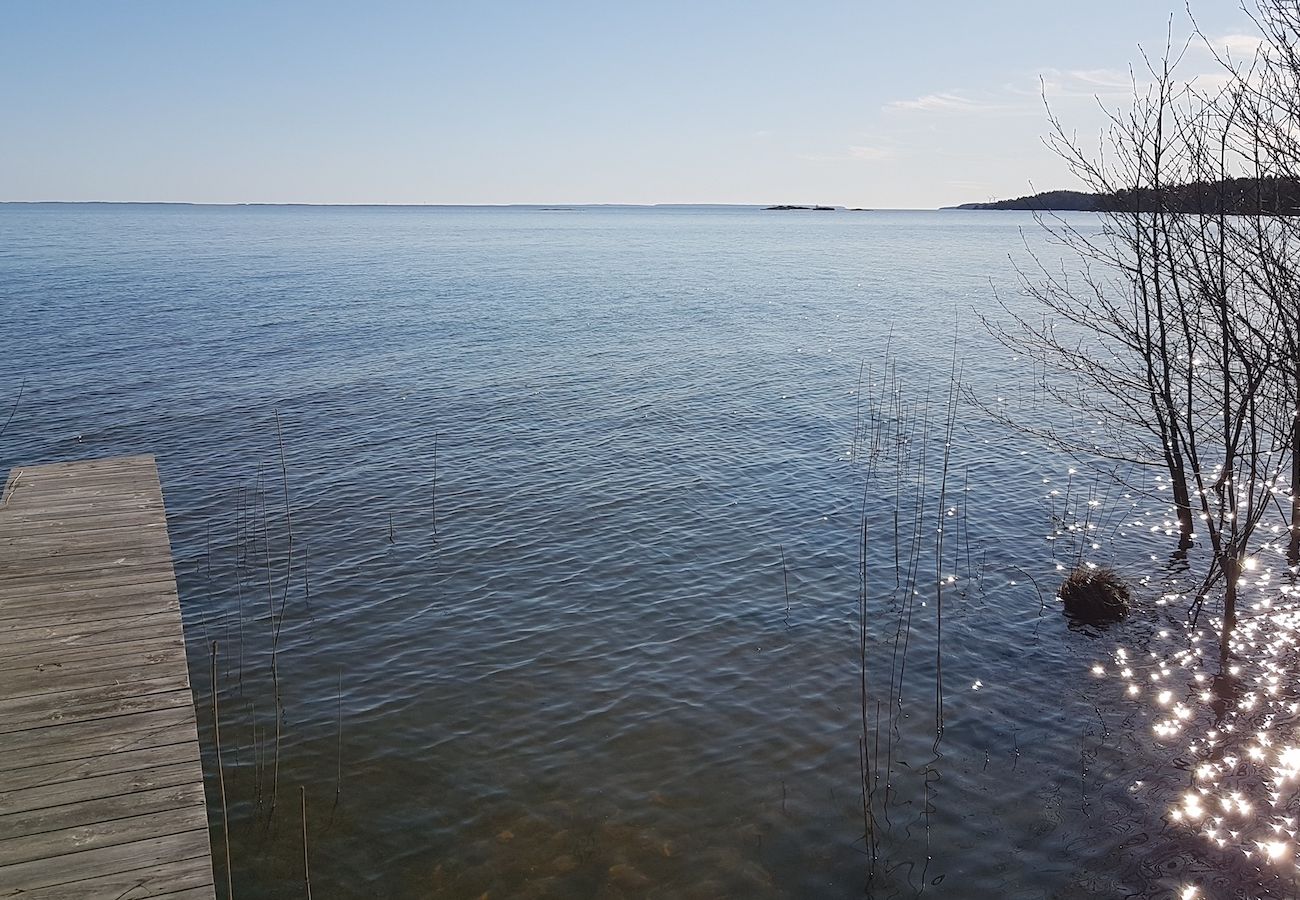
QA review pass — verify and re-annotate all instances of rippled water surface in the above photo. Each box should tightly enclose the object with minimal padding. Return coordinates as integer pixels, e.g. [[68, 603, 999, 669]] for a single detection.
[[1, 205, 1286, 898]]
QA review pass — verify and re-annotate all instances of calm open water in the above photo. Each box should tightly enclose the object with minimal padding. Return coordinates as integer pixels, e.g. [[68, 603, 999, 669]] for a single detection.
[[1, 205, 1287, 898]]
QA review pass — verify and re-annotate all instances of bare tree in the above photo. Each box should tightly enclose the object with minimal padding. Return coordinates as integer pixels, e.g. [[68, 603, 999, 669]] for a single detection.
[[987, 17, 1300, 649], [1228, 0, 1300, 565], [983, 40, 1207, 553]]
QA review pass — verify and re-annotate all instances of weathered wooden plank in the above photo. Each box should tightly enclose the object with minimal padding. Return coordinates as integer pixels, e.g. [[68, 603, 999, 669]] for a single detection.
[[0, 550, 177, 582], [0, 761, 204, 818], [4, 470, 164, 495], [0, 712, 199, 771], [0, 466, 158, 502], [0, 677, 196, 734], [0, 494, 163, 518], [0, 510, 171, 534], [0, 555, 176, 586], [0, 579, 180, 616], [4, 456, 160, 482], [0, 517, 170, 544], [2, 470, 162, 499], [0, 501, 166, 524], [0, 782, 207, 844], [0, 557, 176, 584], [0, 607, 184, 646], [2, 741, 203, 796], [0, 598, 184, 637], [0, 828, 212, 893], [1, 500, 170, 523], [0, 852, 214, 899], [1, 479, 162, 504], [0, 577, 180, 603], [0, 609, 181, 644], [0, 646, 192, 701], [0, 592, 181, 629], [0, 622, 185, 663], [145, 886, 219, 900], [2, 504, 168, 528], [0, 631, 185, 670], [0, 525, 176, 556], [0, 568, 180, 602], [0, 615, 186, 650], [0, 805, 211, 867], [0, 686, 197, 738], [0, 457, 213, 896]]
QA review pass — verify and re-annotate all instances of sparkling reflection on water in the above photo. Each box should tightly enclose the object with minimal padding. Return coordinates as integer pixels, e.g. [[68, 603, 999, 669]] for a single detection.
[[0, 204, 1293, 897], [1086, 546, 1300, 900]]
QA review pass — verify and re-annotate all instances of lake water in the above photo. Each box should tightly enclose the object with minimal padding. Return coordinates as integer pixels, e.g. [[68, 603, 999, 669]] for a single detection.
[[1, 204, 1292, 898]]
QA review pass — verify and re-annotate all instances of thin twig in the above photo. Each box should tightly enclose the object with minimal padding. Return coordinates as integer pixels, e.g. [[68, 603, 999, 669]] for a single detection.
[[1, 470, 21, 509]]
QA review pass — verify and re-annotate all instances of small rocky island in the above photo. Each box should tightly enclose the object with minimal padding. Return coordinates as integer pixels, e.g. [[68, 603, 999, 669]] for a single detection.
[[765, 204, 837, 211]]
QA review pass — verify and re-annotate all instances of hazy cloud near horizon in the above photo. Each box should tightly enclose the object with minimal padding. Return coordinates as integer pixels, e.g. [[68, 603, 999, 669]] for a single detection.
[[0, 1, 1256, 208]]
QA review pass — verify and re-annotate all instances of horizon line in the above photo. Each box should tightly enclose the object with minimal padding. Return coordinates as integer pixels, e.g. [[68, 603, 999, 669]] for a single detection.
[[0, 200, 943, 211]]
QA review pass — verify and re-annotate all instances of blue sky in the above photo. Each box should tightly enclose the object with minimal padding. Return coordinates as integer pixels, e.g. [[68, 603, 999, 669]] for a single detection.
[[0, 1, 1255, 207]]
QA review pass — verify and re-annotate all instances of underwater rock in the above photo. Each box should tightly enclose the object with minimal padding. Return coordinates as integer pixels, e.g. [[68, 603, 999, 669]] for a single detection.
[[550, 854, 578, 875], [607, 863, 651, 889]]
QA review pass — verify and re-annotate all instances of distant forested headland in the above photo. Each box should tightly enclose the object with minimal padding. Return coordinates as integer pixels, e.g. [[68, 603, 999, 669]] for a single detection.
[[947, 176, 1300, 214]]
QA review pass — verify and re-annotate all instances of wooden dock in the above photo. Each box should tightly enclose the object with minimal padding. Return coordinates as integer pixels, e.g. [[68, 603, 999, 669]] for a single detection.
[[0, 456, 216, 899]]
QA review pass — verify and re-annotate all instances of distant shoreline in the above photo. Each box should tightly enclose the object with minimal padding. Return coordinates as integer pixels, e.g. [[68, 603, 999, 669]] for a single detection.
[[945, 178, 1300, 215], [0, 201, 911, 211]]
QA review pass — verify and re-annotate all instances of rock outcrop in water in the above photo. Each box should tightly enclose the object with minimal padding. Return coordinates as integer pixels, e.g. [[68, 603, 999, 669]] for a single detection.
[[1058, 566, 1131, 623]]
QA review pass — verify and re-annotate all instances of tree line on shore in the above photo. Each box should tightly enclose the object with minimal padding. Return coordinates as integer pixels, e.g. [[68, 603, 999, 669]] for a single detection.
[[954, 175, 1300, 214]]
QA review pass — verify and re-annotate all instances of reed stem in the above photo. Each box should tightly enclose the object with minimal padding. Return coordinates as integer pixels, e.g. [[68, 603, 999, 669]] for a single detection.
[[779, 544, 791, 626], [212, 642, 234, 899], [301, 786, 312, 899]]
